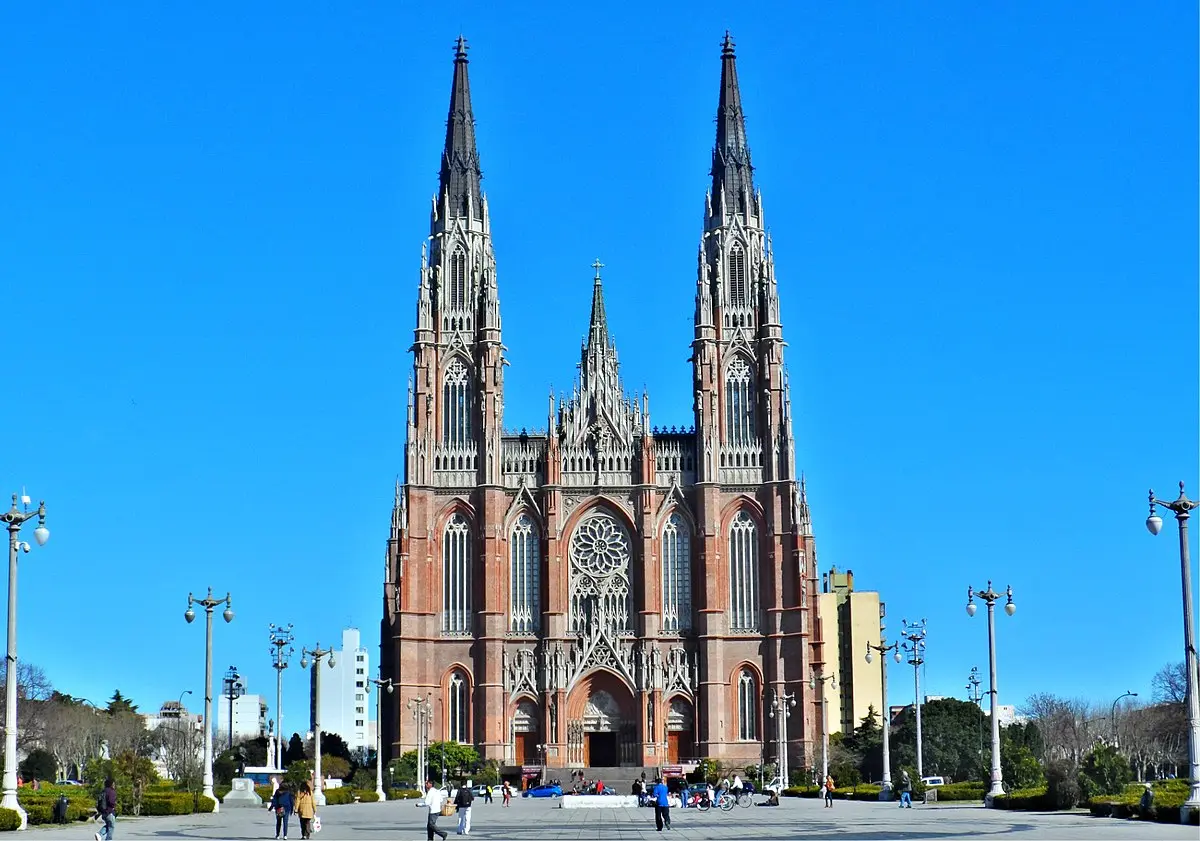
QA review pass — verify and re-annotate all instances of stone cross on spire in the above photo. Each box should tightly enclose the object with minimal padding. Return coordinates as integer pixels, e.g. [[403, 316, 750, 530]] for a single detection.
[[592, 258, 605, 280]]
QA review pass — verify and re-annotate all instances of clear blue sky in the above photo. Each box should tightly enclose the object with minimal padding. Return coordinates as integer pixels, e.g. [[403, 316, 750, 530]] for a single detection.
[[2, 2, 1196, 736]]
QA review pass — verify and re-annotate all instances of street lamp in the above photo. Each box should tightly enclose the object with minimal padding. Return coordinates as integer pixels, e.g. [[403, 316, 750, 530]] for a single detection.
[[966, 582, 1014, 803], [865, 609, 902, 799], [223, 666, 243, 752], [1146, 482, 1200, 815], [900, 619, 928, 779], [367, 671, 394, 801], [268, 623, 295, 769], [808, 669, 836, 783], [0, 493, 47, 829], [536, 742, 548, 784], [1110, 691, 1138, 748], [301, 644, 335, 805], [767, 687, 797, 790], [184, 588, 234, 811], [967, 667, 984, 768], [407, 694, 433, 787]]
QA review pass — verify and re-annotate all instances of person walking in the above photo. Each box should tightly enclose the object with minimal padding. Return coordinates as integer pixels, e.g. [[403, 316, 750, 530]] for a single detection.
[[454, 780, 474, 835], [93, 776, 117, 841], [483, 784, 493, 805], [651, 777, 672, 832], [294, 782, 316, 839], [823, 774, 836, 808], [898, 770, 913, 809], [501, 781, 512, 807], [268, 782, 295, 839], [417, 780, 449, 840]]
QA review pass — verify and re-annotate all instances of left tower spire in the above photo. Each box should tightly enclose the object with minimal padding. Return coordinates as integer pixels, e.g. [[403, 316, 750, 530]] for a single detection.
[[437, 35, 483, 224]]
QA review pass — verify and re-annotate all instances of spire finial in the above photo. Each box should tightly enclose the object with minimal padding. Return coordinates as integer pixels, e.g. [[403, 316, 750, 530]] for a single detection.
[[722, 30, 735, 56], [455, 34, 469, 61], [592, 257, 605, 281]]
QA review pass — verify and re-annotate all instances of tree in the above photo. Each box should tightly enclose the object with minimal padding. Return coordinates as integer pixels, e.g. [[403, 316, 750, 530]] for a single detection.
[[320, 755, 351, 780], [316, 732, 352, 764], [18, 748, 57, 782], [38, 700, 107, 781], [889, 698, 989, 782], [1, 662, 53, 751], [1021, 693, 1099, 766], [1151, 662, 1187, 705], [106, 690, 139, 715], [841, 706, 883, 783], [236, 736, 269, 768], [425, 741, 480, 782], [284, 733, 307, 765], [1077, 744, 1132, 800]]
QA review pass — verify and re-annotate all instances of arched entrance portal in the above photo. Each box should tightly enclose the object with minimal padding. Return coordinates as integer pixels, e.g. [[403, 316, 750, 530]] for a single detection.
[[666, 696, 694, 763], [511, 699, 541, 765], [566, 671, 637, 767]]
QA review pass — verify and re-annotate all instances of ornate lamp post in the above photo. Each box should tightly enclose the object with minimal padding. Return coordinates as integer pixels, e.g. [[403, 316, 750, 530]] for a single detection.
[[865, 612, 902, 799], [1110, 691, 1137, 748], [222, 666, 243, 751], [268, 623, 295, 769], [808, 669, 836, 783], [407, 694, 433, 787], [1146, 483, 1200, 815], [301, 644, 336, 806], [368, 672, 394, 800], [966, 582, 1014, 803], [184, 588, 234, 811], [900, 619, 928, 779], [0, 493, 48, 828], [767, 687, 797, 789]]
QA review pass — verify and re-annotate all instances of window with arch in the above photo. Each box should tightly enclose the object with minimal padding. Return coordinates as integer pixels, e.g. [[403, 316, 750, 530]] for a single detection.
[[448, 670, 469, 743], [737, 669, 758, 741], [449, 247, 467, 311], [661, 513, 692, 633], [509, 513, 540, 635], [442, 358, 472, 447], [725, 357, 755, 446], [729, 511, 760, 632], [442, 514, 472, 635], [728, 244, 748, 308]]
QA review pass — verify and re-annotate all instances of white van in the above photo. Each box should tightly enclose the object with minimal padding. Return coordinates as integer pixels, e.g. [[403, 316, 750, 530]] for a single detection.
[[920, 776, 945, 787]]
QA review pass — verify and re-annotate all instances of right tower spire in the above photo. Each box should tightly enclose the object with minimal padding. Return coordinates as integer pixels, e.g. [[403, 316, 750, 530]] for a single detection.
[[711, 31, 755, 222]]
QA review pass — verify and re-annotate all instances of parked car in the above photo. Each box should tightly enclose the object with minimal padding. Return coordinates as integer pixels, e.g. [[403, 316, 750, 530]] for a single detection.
[[470, 784, 490, 797], [522, 783, 563, 798], [54, 780, 83, 787]]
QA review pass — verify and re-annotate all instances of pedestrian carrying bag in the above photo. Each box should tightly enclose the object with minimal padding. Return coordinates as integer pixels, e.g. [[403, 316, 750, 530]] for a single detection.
[[312, 814, 322, 833]]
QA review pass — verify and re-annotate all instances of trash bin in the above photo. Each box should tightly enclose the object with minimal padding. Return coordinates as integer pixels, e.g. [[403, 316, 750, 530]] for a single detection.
[[53, 795, 69, 823]]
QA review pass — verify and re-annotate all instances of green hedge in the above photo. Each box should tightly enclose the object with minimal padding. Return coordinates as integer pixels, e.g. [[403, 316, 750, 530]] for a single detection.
[[935, 782, 986, 802], [0, 809, 20, 831], [256, 785, 275, 802], [1088, 780, 1199, 826], [323, 788, 356, 805], [356, 790, 381, 803], [781, 784, 882, 800], [140, 793, 197, 816], [388, 788, 423, 800], [991, 787, 1051, 811]]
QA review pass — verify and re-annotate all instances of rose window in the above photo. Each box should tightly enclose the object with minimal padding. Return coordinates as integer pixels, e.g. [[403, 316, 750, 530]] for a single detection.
[[571, 514, 630, 576]]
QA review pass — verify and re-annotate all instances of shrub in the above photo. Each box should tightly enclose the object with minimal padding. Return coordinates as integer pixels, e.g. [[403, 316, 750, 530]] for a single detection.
[[283, 761, 312, 789], [323, 788, 355, 805], [140, 793, 196, 816], [195, 795, 217, 813], [387, 788, 423, 800], [356, 790, 380, 803], [991, 786, 1050, 810], [0, 808, 20, 831], [1045, 761, 1080, 811], [936, 782, 986, 802], [18, 748, 57, 784], [255, 785, 275, 802], [1077, 746, 1132, 801]]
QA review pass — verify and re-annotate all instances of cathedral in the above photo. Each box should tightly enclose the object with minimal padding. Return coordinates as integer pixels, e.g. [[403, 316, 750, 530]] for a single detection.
[[382, 34, 825, 778]]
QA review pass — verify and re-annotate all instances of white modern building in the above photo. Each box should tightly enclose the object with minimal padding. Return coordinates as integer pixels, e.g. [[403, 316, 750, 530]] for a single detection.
[[311, 627, 370, 751], [216, 675, 268, 746]]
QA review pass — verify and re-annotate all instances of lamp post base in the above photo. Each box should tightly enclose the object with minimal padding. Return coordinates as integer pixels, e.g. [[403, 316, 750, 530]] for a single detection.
[[314, 790, 326, 807], [0, 793, 26, 830], [375, 786, 386, 802]]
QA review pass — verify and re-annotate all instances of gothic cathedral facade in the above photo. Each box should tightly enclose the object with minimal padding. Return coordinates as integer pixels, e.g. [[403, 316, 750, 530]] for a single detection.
[[382, 35, 825, 776]]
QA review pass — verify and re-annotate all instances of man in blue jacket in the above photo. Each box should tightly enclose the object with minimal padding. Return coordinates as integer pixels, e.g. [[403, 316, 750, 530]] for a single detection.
[[651, 777, 671, 831]]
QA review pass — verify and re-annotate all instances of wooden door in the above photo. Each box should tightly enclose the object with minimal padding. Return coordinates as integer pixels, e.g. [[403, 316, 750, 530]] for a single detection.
[[515, 733, 530, 764]]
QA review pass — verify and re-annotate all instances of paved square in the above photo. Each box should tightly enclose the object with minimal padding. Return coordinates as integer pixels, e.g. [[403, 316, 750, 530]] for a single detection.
[[22, 797, 1197, 840]]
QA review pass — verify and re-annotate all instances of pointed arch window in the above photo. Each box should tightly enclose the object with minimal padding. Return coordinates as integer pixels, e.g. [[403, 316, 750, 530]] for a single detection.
[[509, 514, 540, 635], [728, 245, 748, 308], [448, 670, 469, 743], [442, 358, 472, 447], [442, 514, 472, 635], [661, 513, 692, 633], [725, 357, 755, 446], [737, 669, 758, 741], [729, 511, 760, 632], [449, 247, 467, 311]]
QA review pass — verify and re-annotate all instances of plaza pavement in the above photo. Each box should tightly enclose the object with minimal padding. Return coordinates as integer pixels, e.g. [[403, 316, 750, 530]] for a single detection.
[[22, 796, 1197, 840]]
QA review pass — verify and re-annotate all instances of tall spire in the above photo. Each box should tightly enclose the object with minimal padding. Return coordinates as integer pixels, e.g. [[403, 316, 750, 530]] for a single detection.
[[711, 31, 754, 218], [438, 35, 483, 221], [587, 258, 610, 351]]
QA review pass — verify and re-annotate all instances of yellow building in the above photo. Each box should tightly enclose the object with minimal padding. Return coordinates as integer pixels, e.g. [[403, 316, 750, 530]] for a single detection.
[[816, 567, 884, 736]]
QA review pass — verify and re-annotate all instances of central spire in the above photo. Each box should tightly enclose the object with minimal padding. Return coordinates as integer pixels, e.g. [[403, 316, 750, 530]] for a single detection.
[[438, 36, 483, 221], [711, 31, 754, 219], [587, 257, 610, 351]]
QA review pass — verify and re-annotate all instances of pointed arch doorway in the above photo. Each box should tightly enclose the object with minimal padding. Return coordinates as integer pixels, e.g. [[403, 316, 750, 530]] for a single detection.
[[566, 671, 637, 767]]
